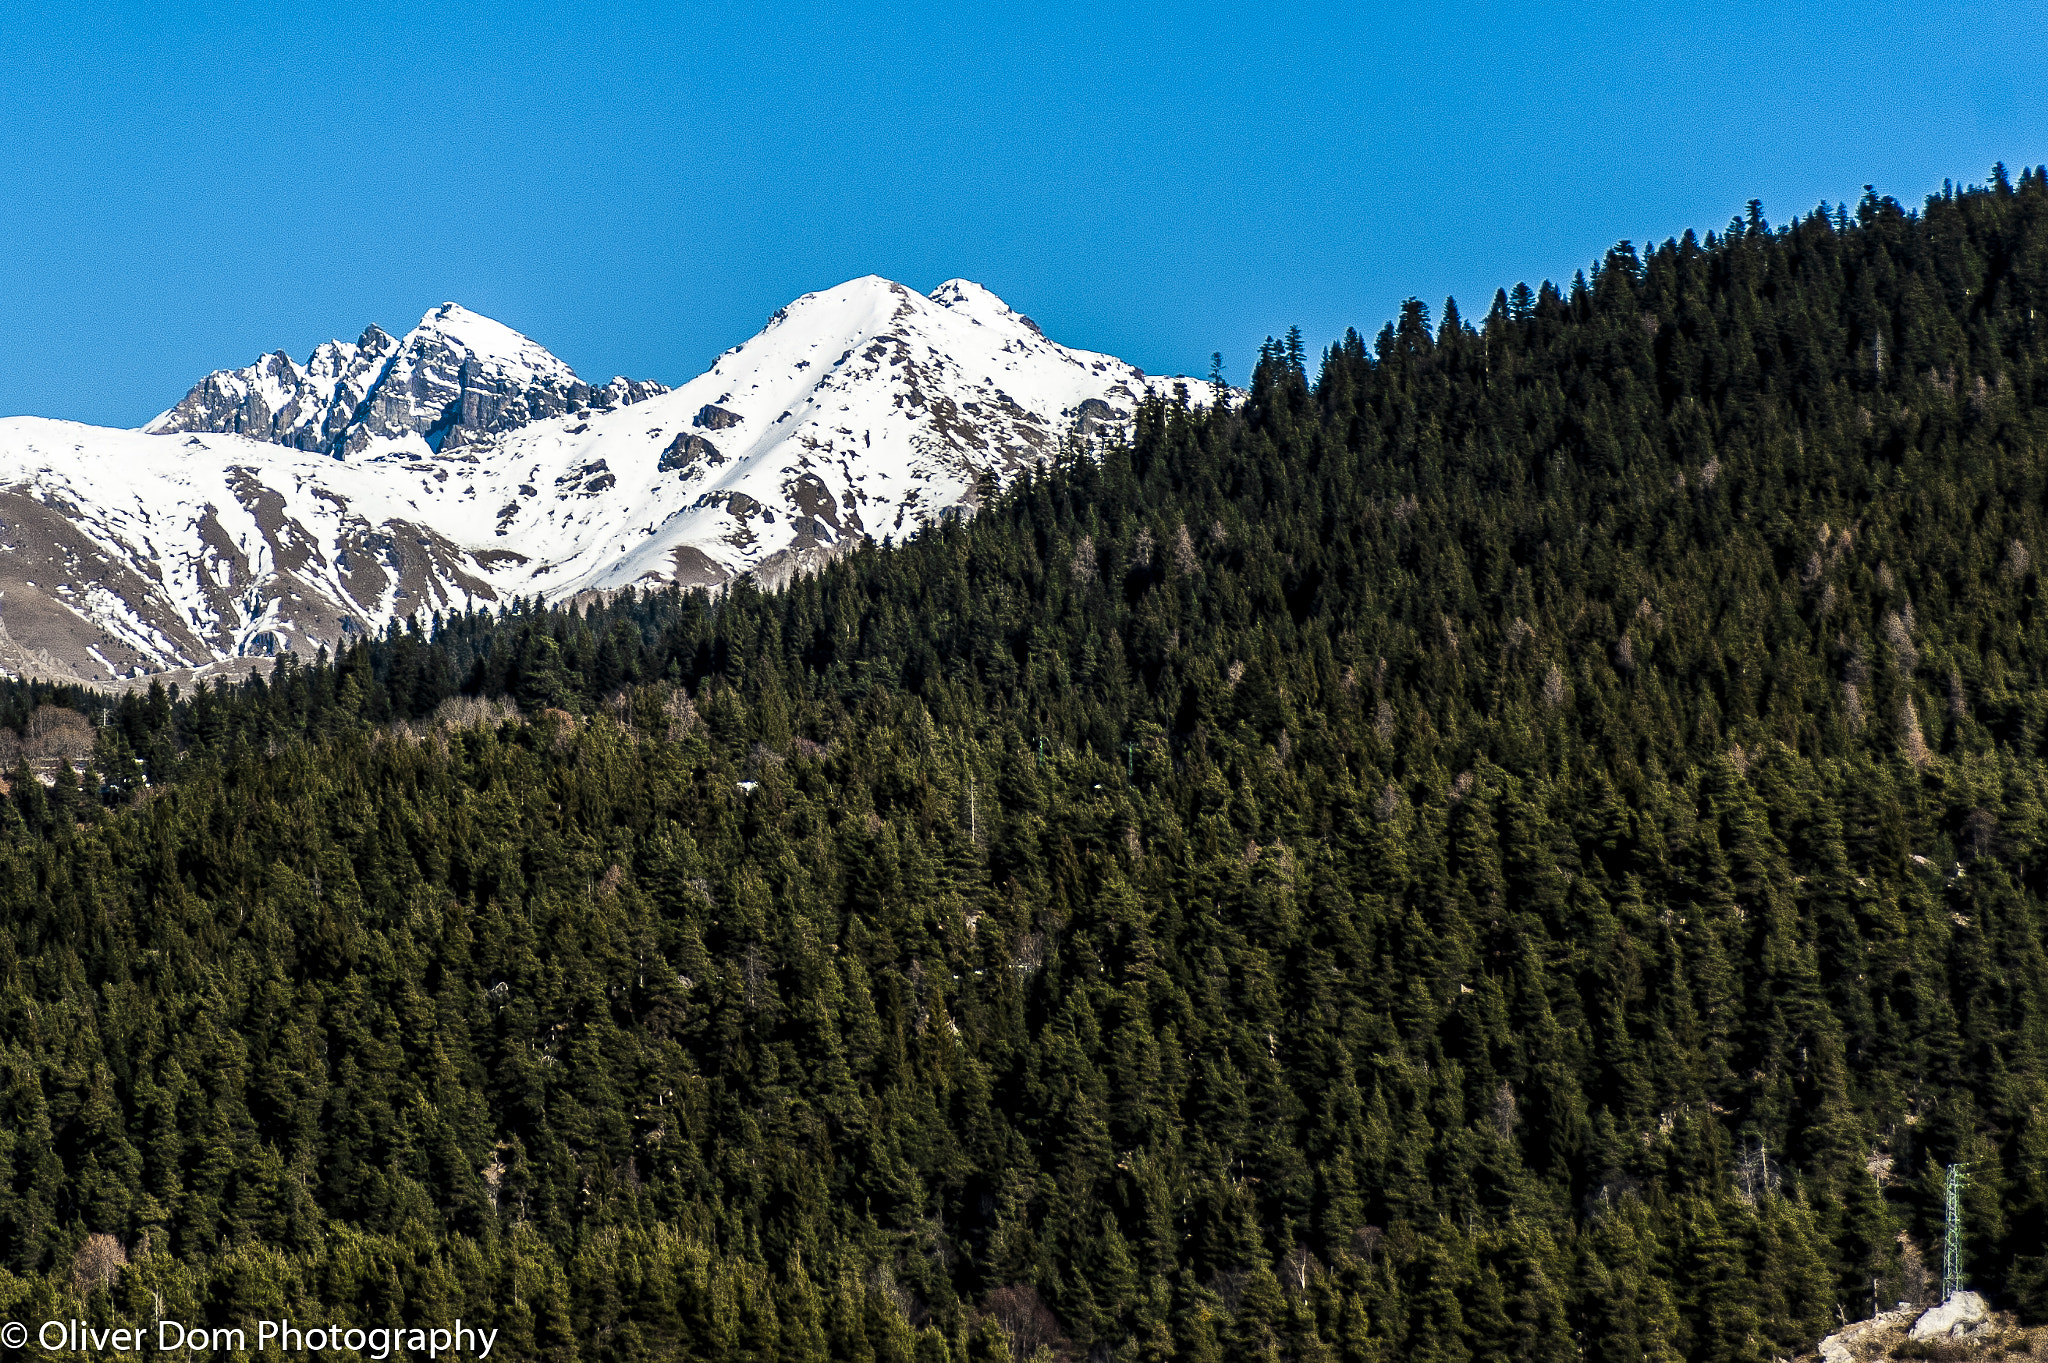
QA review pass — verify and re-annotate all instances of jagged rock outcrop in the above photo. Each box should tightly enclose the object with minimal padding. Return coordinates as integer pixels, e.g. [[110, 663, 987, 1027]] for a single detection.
[[1812, 1293, 2010, 1363], [146, 304, 667, 456], [1911, 1291, 1989, 1340]]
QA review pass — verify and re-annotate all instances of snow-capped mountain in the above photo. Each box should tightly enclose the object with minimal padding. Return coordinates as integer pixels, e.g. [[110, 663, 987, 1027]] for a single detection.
[[451, 276, 1221, 595], [0, 277, 1227, 681], [146, 303, 668, 456]]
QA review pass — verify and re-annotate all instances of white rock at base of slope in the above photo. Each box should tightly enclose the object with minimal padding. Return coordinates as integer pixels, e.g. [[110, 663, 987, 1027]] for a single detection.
[[1911, 1292, 1988, 1339], [1816, 1306, 1916, 1363]]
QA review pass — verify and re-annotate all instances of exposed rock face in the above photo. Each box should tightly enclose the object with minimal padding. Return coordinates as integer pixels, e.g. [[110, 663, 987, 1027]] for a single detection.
[[149, 327, 402, 452], [1810, 1291, 2013, 1363], [1911, 1292, 1989, 1340], [147, 305, 667, 457], [1074, 397, 1125, 435], [659, 433, 723, 473]]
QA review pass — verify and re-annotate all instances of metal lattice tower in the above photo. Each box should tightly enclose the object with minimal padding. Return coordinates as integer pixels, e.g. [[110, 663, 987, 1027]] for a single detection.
[[1943, 1163, 1967, 1300]]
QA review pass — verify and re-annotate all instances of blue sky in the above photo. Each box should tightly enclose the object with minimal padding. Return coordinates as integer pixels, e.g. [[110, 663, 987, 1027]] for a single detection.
[[2, 0, 2043, 427]]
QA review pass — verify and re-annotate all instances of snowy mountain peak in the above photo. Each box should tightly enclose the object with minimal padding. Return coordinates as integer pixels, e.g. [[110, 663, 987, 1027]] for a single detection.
[[145, 304, 667, 458], [927, 278, 1038, 331], [463, 273, 1232, 598], [405, 303, 577, 385]]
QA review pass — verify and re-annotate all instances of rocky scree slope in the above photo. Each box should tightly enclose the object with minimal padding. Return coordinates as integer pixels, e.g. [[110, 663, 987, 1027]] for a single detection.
[[0, 278, 1225, 680]]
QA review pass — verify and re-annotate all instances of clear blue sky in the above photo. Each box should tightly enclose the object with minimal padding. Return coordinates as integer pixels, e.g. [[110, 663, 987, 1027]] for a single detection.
[[3, 0, 2042, 428]]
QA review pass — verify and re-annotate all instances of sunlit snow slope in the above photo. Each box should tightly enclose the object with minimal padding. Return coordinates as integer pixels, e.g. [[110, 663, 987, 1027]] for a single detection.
[[0, 276, 1227, 680]]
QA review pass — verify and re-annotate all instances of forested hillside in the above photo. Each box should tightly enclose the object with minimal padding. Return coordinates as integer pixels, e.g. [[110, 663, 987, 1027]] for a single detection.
[[3, 167, 2048, 1362]]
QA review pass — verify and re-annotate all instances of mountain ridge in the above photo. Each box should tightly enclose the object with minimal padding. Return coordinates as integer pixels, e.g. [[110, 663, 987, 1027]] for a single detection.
[[143, 302, 670, 457], [0, 277, 1228, 681]]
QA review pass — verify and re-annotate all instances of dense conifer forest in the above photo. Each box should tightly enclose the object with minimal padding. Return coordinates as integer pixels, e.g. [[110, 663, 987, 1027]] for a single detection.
[[2, 167, 2048, 1362]]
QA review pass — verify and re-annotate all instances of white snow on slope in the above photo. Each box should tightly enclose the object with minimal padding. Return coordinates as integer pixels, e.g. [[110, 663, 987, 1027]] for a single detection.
[[0, 419, 501, 678]]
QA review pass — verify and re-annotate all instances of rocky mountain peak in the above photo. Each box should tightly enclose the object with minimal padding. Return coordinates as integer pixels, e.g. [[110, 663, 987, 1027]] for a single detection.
[[145, 304, 668, 457]]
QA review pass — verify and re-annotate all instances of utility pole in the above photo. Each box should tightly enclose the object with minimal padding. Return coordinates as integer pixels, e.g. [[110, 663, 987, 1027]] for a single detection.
[[1944, 1163, 1967, 1301], [963, 754, 980, 845]]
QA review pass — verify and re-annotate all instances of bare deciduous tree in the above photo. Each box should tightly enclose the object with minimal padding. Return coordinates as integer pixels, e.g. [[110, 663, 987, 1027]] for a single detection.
[[1282, 1244, 1324, 1294], [1070, 535, 1096, 584], [1900, 696, 1932, 767], [71, 1233, 127, 1295], [433, 696, 521, 729], [981, 1285, 1067, 1362], [24, 705, 94, 762]]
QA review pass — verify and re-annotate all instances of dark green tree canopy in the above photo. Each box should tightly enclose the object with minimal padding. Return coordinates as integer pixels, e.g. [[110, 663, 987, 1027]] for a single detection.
[[1, 166, 2047, 1363]]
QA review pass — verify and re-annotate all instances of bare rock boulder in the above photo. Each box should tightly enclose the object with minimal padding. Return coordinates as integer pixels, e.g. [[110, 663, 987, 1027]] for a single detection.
[[1912, 1291, 1989, 1340]]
